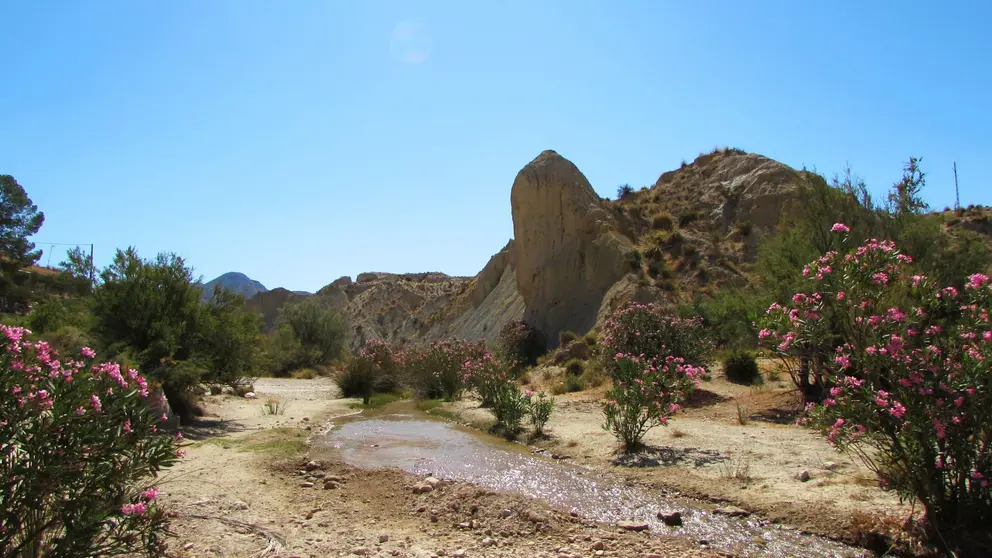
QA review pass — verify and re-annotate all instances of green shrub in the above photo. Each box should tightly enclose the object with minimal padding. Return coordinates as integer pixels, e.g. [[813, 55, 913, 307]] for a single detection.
[[651, 212, 674, 231], [558, 330, 578, 347], [278, 297, 348, 368], [583, 331, 598, 346], [41, 324, 95, 356], [337, 356, 378, 404], [616, 184, 635, 200], [563, 358, 584, 376], [723, 349, 762, 385], [678, 211, 700, 227], [625, 249, 643, 271], [525, 391, 555, 436], [580, 360, 607, 388], [490, 382, 529, 439], [565, 374, 584, 393], [291, 368, 317, 380], [0, 326, 179, 556]]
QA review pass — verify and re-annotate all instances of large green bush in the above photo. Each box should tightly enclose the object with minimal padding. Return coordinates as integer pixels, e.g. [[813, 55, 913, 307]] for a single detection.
[[90, 248, 206, 422], [760, 227, 992, 554], [277, 297, 348, 369], [723, 349, 762, 385], [90, 249, 264, 422], [0, 326, 179, 556]]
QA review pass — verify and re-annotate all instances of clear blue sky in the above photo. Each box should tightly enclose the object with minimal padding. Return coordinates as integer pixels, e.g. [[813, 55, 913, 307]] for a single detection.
[[1, 1, 989, 293]]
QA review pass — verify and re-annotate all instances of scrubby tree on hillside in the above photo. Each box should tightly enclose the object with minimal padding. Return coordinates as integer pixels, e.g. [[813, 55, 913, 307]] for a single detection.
[[0, 175, 45, 312], [58, 245, 97, 294]]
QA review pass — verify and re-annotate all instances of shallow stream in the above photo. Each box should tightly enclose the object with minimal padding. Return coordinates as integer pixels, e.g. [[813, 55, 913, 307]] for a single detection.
[[315, 407, 868, 558]]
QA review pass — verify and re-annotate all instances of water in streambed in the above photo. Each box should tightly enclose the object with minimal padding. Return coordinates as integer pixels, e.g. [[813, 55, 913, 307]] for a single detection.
[[315, 408, 869, 558]]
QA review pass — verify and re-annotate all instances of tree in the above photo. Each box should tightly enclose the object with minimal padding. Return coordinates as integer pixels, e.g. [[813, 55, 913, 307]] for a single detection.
[[198, 285, 263, 389], [278, 297, 348, 368], [91, 247, 204, 422], [0, 175, 45, 312], [58, 246, 96, 291]]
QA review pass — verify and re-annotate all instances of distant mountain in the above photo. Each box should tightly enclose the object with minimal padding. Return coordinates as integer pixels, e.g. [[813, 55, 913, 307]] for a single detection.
[[201, 272, 268, 301]]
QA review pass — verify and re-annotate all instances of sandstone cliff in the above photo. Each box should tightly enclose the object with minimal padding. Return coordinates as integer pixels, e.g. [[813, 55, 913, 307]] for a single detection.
[[245, 148, 820, 350], [510, 150, 634, 344]]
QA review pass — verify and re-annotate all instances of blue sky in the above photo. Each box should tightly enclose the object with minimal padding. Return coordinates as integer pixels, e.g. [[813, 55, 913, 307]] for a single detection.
[[1, 1, 989, 292]]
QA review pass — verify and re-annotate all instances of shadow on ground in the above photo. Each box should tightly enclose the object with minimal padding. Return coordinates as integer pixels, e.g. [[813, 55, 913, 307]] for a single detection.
[[612, 445, 727, 468], [178, 417, 250, 440], [683, 388, 732, 409]]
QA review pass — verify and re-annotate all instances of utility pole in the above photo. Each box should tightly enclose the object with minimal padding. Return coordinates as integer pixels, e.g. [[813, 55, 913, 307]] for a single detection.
[[953, 162, 960, 211], [89, 244, 95, 286]]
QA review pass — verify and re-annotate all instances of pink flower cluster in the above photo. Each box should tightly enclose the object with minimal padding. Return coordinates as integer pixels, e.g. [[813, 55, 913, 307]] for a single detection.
[[758, 232, 991, 507]]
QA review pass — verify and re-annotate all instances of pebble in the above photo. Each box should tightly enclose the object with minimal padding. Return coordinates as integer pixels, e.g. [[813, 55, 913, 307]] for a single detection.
[[304, 460, 321, 471], [324, 480, 339, 490], [617, 520, 649, 532], [453, 550, 467, 557], [797, 470, 811, 482], [481, 537, 495, 547], [424, 476, 443, 488], [591, 540, 606, 550], [657, 510, 682, 526], [824, 461, 840, 470], [300, 482, 314, 488], [500, 509, 513, 518], [351, 547, 370, 556], [378, 534, 390, 543], [183, 543, 194, 550], [413, 483, 434, 494]]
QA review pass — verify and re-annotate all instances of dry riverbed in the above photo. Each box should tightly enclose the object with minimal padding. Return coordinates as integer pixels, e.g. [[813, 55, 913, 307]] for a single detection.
[[159, 379, 720, 558], [444, 368, 921, 554]]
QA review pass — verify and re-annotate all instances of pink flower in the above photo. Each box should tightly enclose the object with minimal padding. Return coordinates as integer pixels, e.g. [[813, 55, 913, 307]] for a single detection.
[[758, 328, 772, 340], [75, 407, 85, 416], [831, 222, 851, 233], [141, 487, 160, 501], [966, 273, 990, 289], [90, 394, 102, 413], [80, 346, 96, 359], [123, 419, 132, 433], [889, 402, 907, 419]]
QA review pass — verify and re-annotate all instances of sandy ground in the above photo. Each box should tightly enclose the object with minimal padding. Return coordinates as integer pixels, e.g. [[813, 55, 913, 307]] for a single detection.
[[158, 379, 721, 558], [444, 366, 915, 550]]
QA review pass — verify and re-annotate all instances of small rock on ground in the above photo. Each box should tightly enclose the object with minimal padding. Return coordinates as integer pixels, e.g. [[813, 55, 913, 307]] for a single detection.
[[616, 520, 649, 532]]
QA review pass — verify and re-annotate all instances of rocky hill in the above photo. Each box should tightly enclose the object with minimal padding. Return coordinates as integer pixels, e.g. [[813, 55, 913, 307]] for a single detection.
[[243, 148, 991, 352], [202, 272, 268, 301]]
